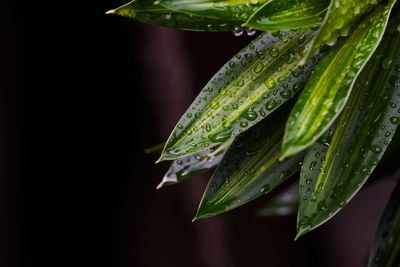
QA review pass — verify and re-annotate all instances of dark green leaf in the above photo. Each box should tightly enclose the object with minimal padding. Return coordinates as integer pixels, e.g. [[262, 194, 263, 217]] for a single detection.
[[300, 0, 383, 63], [256, 182, 299, 217], [107, 0, 241, 31], [194, 105, 304, 220], [281, 2, 396, 159], [159, 29, 323, 162], [244, 0, 329, 32], [368, 179, 400, 267], [296, 17, 400, 239], [156, 138, 233, 189], [159, 0, 266, 21]]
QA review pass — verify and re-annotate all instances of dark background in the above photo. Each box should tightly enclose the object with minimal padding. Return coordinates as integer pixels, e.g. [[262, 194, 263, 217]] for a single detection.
[[1, 0, 399, 266]]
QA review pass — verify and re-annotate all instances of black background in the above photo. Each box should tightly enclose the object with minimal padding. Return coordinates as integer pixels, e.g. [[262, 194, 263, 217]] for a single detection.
[[2, 0, 399, 266]]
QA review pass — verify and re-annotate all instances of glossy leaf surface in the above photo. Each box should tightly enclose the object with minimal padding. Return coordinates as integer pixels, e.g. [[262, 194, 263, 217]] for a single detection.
[[256, 182, 299, 217], [368, 179, 400, 267], [159, 0, 267, 21], [244, 0, 329, 32], [282, 3, 396, 159], [195, 106, 304, 220], [157, 138, 233, 189], [301, 0, 383, 62], [108, 0, 241, 31], [159, 30, 322, 162], [296, 19, 400, 238]]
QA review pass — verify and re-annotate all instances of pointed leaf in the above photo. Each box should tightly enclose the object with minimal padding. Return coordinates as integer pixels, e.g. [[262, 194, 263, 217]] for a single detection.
[[256, 182, 299, 217], [281, 2, 396, 159], [300, 0, 383, 63], [195, 105, 304, 220], [107, 0, 241, 31], [159, 0, 268, 21], [368, 179, 400, 267], [159, 29, 323, 162], [296, 17, 400, 239], [157, 138, 233, 189], [244, 0, 329, 32]]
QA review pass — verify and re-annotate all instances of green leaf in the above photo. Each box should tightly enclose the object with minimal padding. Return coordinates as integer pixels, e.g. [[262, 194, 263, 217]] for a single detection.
[[159, 29, 323, 162], [368, 179, 400, 267], [281, 2, 396, 159], [156, 138, 233, 189], [256, 182, 299, 217], [107, 0, 241, 31], [296, 17, 400, 239], [159, 0, 268, 21], [194, 105, 304, 220], [243, 0, 329, 32], [300, 0, 383, 63]]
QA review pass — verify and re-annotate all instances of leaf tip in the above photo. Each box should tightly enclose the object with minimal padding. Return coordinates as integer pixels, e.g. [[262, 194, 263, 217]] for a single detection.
[[155, 183, 163, 190], [155, 156, 164, 164], [105, 9, 115, 15]]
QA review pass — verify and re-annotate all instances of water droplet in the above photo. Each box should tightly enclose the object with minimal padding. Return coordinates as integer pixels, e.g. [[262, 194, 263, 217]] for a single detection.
[[254, 64, 264, 73], [245, 27, 257, 36], [269, 47, 279, 57], [265, 99, 278, 111], [309, 161, 317, 170], [177, 124, 183, 129], [210, 101, 220, 109], [232, 26, 244, 37], [177, 160, 183, 165], [240, 121, 248, 128], [265, 78, 276, 89], [186, 113, 192, 118], [280, 89, 292, 99], [390, 116, 400, 124], [242, 110, 258, 121], [370, 145, 382, 153], [205, 123, 211, 132], [382, 57, 393, 70], [208, 130, 232, 142]]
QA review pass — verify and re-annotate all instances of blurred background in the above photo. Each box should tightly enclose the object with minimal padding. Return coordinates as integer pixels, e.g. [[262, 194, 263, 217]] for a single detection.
[[1, 0, 399, 266]]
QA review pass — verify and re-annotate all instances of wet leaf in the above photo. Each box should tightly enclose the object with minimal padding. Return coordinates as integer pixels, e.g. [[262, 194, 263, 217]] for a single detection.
[[300, 0, 383, 63], [256, 182, 299, 217], [368, 179, 400, 267], [296, 17, 400, 239], [194, 105, 304, 220], [156, 138, 233, 189], [107, 0, 241, 31], [281, 3, 397, 159], [244, 0, 329, 32], [160, 0, 271, 22], [159, 0, 267, 22], [159, 29, 323, 162]]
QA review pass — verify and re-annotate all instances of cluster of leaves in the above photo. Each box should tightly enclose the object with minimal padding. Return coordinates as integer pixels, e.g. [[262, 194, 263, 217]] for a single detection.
[[108, 0, 400, 263]]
